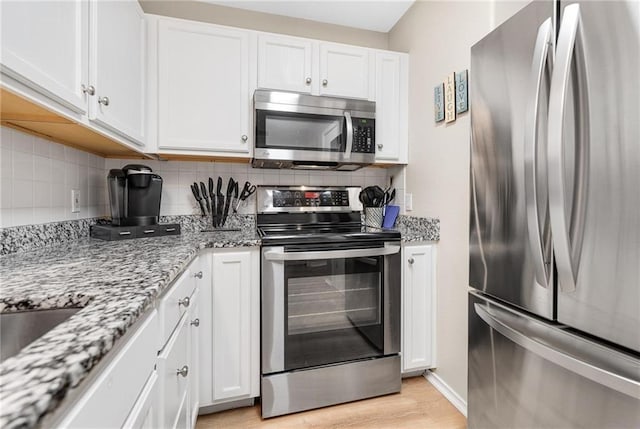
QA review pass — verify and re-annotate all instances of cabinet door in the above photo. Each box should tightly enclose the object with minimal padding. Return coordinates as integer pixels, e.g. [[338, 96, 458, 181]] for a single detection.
[[375, 52, 408, 162], [319, 43, 370, 99], [122, 371, 158, 429], [157, 19, 251, 153], [157, 314, 190, 429], [197, 253, 214, 407], [257, 34, 314, 93], [90, 0, 146, 145], [212, 251, 252, 400], [1, 0, 89, 113], [402, 244, 436, 372], [188, 287, 200, 428]]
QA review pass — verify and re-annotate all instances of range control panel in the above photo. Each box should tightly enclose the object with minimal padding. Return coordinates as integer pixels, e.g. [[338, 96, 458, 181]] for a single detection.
[[351, 118, 375, 154], [272, 190, 349, 207], [257, 186, 362, 213]]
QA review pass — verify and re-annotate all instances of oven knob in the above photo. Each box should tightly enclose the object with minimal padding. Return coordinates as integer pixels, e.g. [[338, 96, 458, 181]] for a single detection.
[[294, 199, 302, 206]]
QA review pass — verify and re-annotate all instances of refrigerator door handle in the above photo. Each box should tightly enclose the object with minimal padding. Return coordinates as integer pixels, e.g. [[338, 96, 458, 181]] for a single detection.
[[474, 302, 640, 400], [525, 18, 554, 288], [547, 4, 590, 293]]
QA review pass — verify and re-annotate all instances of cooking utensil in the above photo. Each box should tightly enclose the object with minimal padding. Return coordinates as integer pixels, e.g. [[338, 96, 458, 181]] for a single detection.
[[383, 188, 396, 206], [235, 181, 256, 212], [199, 182, 210, 214], [216, 177, 224, 228], [208, 178, 217, 226], [221, 178, 236, 227], [191, 183, 207, 216]]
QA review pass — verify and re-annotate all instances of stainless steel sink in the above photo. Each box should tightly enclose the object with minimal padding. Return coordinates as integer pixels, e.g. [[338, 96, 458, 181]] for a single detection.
[[0, 308, 82, 363]]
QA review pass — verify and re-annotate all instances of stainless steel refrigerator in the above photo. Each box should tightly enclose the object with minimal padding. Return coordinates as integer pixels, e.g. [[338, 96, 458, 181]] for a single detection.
[[469, 1, 640, 427]]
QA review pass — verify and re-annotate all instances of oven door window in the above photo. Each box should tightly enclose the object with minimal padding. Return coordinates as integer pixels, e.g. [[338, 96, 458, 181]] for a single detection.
[[284, 255, 383, 371], [256, 110, 345, 152]]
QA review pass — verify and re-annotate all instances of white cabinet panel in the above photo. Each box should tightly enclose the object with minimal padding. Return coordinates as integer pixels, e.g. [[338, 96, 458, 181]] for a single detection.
[[122, 371, 158, 429], [157, 19, 251, 153], [90, 0, 146, 145], [319, 43, 370, 99], [197, 252, 214, 407], [402, 244, 436, 373], [258, 34, 313, 93], [158, 313, 190, 429], [211, 249, 260, 402], [374, 52, 408, 163], [188, 287, 200, 428], [1, 0, 89, 113]]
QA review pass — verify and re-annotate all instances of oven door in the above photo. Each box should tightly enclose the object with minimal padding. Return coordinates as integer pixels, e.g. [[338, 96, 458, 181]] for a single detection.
[[261, 241, 401, 375]]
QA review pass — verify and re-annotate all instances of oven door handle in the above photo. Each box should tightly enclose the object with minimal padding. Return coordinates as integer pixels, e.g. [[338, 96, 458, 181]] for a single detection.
[[263, 244, 401, 261]]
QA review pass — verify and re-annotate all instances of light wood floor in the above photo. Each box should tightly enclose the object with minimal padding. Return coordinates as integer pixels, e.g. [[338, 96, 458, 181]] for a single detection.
[[196, 376, 466, 429]]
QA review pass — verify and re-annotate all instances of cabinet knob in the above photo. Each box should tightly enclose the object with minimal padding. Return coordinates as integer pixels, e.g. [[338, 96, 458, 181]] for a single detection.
[[81, 84, 95, 96], [377, 144, 383, 150], [194, 271, 203, 279], [305, 77, 312, 84], [241, 135, 248, 142], [408, 257, 415, 265], [178, 296, 190, 308], [191, 318, 200, 327], [322, 79, 328, 86], [98, 96, 110, 106], [176, 365, 189, 378]]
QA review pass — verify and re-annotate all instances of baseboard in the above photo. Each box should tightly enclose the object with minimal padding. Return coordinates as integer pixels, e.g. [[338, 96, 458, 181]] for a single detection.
[[424, 370, 467, 417], [199, 397, 255, 415]]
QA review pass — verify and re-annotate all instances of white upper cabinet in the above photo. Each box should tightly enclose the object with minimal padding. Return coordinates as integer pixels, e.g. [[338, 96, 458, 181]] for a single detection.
[[1, 0, 89, 113], [258, 34, 313, 94], [156, 18, 253, 154], [319, 43, 371, 99], [89, 0, 146, 145], [374, 51, 408, 163]]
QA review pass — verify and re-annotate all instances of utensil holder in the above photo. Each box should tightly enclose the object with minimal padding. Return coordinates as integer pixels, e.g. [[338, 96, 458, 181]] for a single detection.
[[364, 207, 384, 228]]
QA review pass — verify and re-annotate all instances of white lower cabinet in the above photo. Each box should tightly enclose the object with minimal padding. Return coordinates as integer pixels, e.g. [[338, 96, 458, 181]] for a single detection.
[[198, 248, 260, 407], [123, 370, 158, 429], [402, 244, 437, 373]]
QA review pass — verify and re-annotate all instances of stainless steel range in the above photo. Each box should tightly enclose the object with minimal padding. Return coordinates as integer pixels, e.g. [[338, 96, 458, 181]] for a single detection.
[[257, 186, 402, 418]]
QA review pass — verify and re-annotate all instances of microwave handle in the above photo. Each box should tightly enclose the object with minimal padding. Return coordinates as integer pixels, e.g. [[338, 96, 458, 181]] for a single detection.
[[344, 111, 353, 160], [264, 244, 401, 261]]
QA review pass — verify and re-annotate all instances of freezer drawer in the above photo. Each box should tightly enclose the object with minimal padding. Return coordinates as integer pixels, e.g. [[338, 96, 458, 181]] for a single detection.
[[468, 291, 640, 429]]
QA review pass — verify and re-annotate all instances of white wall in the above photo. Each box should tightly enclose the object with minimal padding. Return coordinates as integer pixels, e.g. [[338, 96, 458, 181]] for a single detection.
[[388, 0, 529, 403], [0, 126, 107, 227]]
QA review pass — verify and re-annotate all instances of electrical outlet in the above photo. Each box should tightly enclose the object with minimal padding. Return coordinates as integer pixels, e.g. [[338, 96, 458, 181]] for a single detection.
[[405, 193, 413, 211], [71, 189, 80, 213]]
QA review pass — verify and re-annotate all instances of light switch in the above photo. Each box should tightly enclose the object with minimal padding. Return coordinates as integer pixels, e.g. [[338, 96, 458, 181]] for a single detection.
[[71, 189, 80, 213], [405, 193, 413, 211]]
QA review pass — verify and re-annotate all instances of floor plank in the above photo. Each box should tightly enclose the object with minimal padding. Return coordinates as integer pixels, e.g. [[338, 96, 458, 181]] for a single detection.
[[196, 376, 467, 429]]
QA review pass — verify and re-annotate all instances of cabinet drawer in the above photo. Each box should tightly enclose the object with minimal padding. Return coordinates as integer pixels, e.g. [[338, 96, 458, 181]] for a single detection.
[[158, 313, 190, 429], [59, 310, 159, 428], [122, 371, 158, 429], [159, 262, 197, 349]]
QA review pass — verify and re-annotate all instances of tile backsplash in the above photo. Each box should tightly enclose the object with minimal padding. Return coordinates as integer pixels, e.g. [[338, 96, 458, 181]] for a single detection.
[[1, 125, 396, 228]]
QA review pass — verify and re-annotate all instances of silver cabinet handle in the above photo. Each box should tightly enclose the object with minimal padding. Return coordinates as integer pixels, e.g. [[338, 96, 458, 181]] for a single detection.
[[194, 271, 203, 279], [408, 257, 415, 265], [322, 79, 328, 86], [98, 96, 110, 106], [524, 18, 554, 289], [264, 244, 400, 262], [176, 365, 189, 378], [241, 134, 248, 142], [474, 302, 640, 399], [178, 296, 190, 308], [305, 77, 312, 84], [377, 144, 383, 150], [548, 3, 590, 293], [191, 318, 200, 327], [81, 84, 95, 96]]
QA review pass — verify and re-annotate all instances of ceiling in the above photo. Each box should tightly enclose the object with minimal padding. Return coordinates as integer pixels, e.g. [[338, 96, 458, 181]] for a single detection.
[[200, 0, 415, 32]]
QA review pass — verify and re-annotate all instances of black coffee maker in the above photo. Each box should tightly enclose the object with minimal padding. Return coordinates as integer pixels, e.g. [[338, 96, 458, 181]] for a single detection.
[[108, 164, 162, 226]]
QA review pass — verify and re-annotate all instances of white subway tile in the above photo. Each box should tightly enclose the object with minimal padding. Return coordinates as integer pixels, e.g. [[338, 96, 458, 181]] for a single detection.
[[49, 142, 65, 161], [0, 147, 12, 178], [0, 208, 14, 227], [0, 127, 13, 150], [12, 207, 34, 226], [50, 159, 66, 183], [33, 155, 52, 182], [64, 146, 79, 164], [13, 150, 34, 180], [12, 130, 34, 154], [33, 137, 51, 158], [33, 207, 54, 224], [12, 179, 33, 208], [51, 183, 66, 208], [33, 181, 52, 208], [0, 177, 12, 209]]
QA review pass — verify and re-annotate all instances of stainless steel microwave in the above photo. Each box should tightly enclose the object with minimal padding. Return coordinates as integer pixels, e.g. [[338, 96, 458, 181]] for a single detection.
[[252, 90, 376, 171]]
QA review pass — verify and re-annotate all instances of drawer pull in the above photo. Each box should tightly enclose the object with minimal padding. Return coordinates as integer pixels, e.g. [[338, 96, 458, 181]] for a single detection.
[[119, 231, 132, 236], [191, 318, 200, 327], [194, 271, 203, 279], [166, 228, 176, 232], [176, 365, 189, 378], [178, 297, 190, 308], [143, 229, 155, 234]]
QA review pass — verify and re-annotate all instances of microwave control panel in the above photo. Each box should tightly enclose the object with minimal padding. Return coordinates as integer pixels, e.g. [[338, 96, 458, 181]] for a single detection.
[[352, 118, 375, 154], [272, 190, 349, 207]]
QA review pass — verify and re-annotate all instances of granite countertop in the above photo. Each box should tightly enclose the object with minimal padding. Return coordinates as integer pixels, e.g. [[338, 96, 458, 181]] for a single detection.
[[0, 230, 260, 429], [0, 216, 439, 428]]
